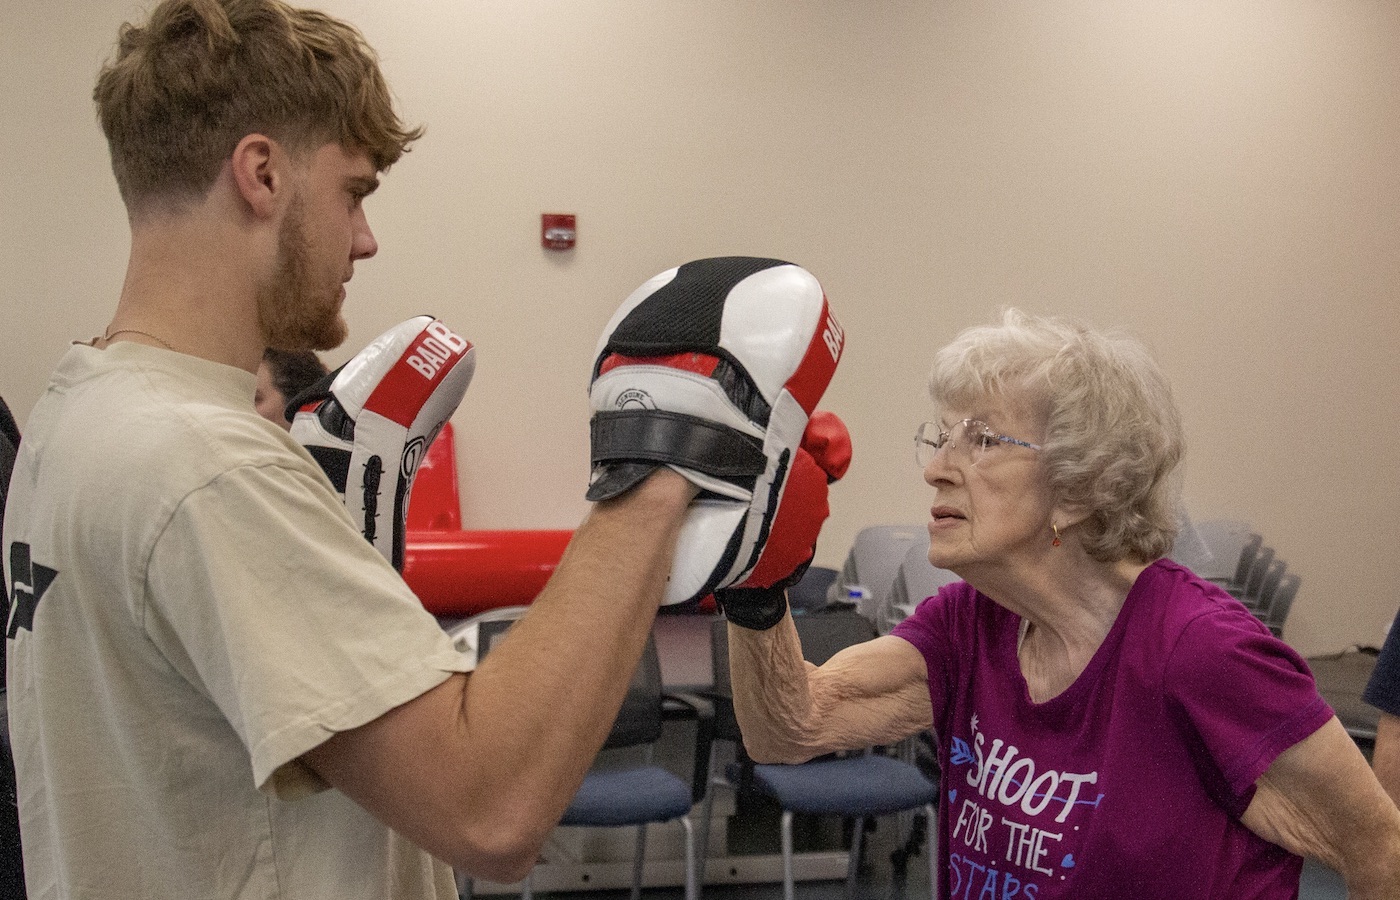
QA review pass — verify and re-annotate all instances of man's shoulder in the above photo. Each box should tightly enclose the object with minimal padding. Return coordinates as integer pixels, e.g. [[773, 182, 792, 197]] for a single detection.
[[37, 348, 315, 501]]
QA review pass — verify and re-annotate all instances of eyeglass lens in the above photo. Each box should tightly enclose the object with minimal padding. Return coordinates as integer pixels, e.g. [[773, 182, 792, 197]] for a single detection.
[[915, 420, 995, 468]]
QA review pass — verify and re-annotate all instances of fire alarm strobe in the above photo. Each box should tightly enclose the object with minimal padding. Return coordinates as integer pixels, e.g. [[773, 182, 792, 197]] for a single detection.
[[541, 213, 576, 250]]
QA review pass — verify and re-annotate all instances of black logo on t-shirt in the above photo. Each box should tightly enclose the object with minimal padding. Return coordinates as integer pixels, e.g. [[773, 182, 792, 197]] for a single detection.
[[7, 542, 57, 638]]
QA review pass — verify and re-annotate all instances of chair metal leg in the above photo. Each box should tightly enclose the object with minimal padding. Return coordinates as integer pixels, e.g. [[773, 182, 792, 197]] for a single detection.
[[781, 809, 796, 900], [694, 794, 713, 885], [680, 814, 698, 900], [630, 824, 648, 900], [924, 803, 938, 900], [695, 749, 726, 885], [845, 816, 866, 900], [521, 869, 534, 900]]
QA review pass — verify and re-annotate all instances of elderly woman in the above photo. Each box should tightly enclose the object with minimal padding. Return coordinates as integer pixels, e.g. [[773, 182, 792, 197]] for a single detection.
[[725, 309, 1400, 898]]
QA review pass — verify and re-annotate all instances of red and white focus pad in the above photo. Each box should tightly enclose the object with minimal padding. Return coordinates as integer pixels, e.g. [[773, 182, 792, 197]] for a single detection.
[[587, 257, 845, 605], [291, 316, 475, 571]]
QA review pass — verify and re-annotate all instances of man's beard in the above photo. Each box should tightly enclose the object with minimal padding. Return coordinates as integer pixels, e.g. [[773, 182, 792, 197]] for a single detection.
[[257, 197, 348, 352]]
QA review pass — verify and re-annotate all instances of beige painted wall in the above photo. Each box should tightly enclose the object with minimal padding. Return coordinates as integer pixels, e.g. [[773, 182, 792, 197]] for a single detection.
[[3, 1, 1397, 655]]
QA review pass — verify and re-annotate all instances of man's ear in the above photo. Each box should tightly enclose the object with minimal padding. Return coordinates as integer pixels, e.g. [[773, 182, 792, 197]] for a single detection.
[[229, 133, 289, 219]]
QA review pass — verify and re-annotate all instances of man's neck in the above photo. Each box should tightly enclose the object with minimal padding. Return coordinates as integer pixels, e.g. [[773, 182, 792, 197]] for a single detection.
[[108, 203, 271, 373]]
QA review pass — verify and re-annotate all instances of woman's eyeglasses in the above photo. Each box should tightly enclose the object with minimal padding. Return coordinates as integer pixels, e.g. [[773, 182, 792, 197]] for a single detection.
[[915, 419, 1042, 468]]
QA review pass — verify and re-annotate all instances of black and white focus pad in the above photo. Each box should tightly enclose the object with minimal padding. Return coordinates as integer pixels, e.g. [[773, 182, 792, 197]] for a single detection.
[[290, 316, 475, 571], [587, 257, 845, 605]]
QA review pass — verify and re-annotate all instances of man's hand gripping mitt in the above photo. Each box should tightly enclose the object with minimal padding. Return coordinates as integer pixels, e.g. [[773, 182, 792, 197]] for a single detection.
[[290, 316, 475, 571], [587, 257, 846, 607]]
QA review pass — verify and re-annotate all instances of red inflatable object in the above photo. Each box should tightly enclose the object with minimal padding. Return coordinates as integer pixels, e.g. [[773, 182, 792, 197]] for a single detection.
[[403, 528, 573, 616], [405, 422, 463, 532], [401, 423, 574, 616]]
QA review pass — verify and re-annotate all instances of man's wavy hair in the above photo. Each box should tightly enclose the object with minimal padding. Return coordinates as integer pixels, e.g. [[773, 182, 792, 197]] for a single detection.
[[928, 308, 1185, 564], [94, 0, 422, 215]]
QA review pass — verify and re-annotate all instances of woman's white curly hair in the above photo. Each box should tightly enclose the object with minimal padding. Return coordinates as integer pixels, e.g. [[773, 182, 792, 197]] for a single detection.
[[928, 308, 1185, 564]]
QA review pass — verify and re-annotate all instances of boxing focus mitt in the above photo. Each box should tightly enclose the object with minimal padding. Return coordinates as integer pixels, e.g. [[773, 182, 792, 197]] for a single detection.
[[714, 410, 851, 629], [290, 316, 475, 571], [587, 257, 845, 606]]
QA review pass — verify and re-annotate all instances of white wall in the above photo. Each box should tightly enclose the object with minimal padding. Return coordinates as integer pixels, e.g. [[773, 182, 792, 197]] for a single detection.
[[3, 1, 1398, 655]]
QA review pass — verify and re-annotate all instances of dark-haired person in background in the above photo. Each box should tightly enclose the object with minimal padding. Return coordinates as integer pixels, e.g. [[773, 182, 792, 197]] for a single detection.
[[256, 347, 328, 429], [1364, 610, 1400, 808]]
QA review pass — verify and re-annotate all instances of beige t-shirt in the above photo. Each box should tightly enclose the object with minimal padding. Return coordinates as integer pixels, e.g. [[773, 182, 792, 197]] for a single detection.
[[4, 342, 471, 899]]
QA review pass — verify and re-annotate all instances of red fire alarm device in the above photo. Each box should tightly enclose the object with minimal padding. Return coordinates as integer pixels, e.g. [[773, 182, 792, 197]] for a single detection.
[[541, 213, 577, 250]]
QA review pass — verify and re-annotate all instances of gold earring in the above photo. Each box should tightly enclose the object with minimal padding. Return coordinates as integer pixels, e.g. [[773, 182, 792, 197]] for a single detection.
[[1051, 524, 1062, 547]]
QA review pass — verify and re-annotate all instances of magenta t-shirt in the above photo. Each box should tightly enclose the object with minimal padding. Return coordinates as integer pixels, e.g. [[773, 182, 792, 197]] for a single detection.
[[891, 559, 1332, 899]]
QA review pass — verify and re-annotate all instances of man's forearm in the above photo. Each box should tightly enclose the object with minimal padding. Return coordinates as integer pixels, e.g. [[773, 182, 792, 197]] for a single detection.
[[303, 470, 698, 881], [459, 470, 696, 834]]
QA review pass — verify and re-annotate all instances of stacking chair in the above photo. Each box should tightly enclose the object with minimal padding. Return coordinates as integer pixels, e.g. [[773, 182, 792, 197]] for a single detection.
[[1166, 511, 1212, 575], [827, 525, 929, 620], [1182, 518, 1257, 584], [874, 542, 961, 636], [1221, 533, 1265, 594], [1222, 555, 1299, 638], [1240, 558, 1286, 615], [447, 608, 710, 900], [698, 610, 938, 900], [1258, 572, 1301, 637], [1229, 544, 1275, 606], [788, 566, 840, 613]]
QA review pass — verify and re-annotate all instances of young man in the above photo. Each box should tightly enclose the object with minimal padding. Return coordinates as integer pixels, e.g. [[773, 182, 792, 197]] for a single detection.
[[1, 2, 719, 897]]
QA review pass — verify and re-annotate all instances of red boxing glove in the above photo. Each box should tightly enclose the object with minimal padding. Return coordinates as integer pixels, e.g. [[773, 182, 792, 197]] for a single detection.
[[716, 411, 851, 629], [801, 410, 853, 482]]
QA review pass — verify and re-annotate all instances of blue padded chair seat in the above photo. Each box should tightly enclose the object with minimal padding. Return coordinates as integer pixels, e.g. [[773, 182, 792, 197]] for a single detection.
[[751, 754, 937, 817], [559, 767, 694, 828]]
